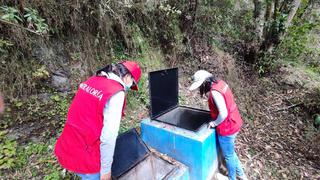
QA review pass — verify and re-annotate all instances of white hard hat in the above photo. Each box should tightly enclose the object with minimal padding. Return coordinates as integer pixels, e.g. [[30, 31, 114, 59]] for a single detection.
[[189, 70, 213, 91]]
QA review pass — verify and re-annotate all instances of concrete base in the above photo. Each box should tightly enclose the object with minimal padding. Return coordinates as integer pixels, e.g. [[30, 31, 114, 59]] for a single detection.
[[141, 119, 219, 180]]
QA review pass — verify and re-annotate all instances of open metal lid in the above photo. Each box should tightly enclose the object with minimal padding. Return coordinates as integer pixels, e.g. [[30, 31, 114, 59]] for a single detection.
[[149, 68, 179, 118], [111, 129, 150, 179]]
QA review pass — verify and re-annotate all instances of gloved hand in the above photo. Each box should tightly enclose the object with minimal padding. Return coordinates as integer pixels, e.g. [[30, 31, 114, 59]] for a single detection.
[[208, 121, 216, 129]]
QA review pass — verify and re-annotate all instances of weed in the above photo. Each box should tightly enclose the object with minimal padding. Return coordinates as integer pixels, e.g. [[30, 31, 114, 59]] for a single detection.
[[32, 66, 50, 80], [24, 8, 49, 34], [44, 169, 62, 180], [0, 6, 22, 23], [0, 131, 17, 170]]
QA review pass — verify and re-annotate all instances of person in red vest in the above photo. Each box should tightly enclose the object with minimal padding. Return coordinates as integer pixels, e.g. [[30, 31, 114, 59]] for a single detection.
[[54, 61, 141, 180], [189, 70, 247, 180]]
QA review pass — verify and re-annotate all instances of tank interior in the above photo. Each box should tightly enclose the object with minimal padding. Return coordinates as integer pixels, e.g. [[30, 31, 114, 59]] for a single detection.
[[155, 106, 211, 131]]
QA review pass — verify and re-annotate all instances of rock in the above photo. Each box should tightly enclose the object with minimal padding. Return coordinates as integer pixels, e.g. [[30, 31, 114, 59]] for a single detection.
[[32, 41, 69, 72], [51, 72, 71, 92], [31, 41, 73, 92]]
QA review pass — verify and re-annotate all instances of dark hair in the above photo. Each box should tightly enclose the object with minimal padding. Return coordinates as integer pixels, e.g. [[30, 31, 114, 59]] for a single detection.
[[199, 76, 218, 97], [96, 63, 131, 78]]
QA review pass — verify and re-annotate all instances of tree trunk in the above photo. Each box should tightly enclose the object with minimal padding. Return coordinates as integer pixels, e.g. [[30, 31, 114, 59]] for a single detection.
[[265, 0, 275, 21], [298, 0, 318, 19], [235, 0, 241, 11], [254, 0, 265, 41], [260, 0, 303, 53], [273, 0, 279, 20], [284, 0, 301, 29]]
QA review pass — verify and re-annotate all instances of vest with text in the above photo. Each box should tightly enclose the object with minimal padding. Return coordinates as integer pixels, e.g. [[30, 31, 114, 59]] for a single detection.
[[54, 76, 126, 173], [208, 80, 242, 136]]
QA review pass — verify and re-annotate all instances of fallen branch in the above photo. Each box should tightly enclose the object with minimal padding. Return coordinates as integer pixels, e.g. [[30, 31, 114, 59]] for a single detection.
[[0, 18, 43, 36], [274, 103, 303, 112]]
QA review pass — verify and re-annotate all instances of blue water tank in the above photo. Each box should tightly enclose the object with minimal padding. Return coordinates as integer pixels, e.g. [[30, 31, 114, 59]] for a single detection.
[[141, 119, 219, 180], [143, 68, 219, 180]]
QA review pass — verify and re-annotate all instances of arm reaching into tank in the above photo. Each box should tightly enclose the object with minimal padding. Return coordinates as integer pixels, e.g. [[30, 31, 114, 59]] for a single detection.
[[208, 90, 228, 128]]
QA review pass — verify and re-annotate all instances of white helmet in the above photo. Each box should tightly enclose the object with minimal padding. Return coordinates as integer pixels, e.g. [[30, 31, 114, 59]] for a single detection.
[[189, 70, 213, 91]]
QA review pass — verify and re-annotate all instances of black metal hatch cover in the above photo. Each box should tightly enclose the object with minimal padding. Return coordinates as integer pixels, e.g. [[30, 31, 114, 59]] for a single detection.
[[149, 68, 179, 118], [111, 129, 149, 179]]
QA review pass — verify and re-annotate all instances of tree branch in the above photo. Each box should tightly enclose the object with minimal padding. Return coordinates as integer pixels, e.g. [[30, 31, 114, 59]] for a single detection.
[[284, 0, 301, 29]]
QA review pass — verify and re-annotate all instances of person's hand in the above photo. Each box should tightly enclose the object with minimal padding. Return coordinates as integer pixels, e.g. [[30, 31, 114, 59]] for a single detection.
[[208, 121, 216, 129], [100, 171, 111, 180]]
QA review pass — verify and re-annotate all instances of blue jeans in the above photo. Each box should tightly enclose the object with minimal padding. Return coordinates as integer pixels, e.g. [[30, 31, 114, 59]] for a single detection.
[[76, 173, 100, 180], [218, 133, 245, 180]]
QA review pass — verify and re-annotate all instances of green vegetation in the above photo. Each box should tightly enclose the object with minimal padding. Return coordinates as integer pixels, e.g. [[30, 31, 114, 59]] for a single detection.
[[197, 1, 254, 43], [0, 6, 22, 23], [0, 5, 49, 34], [0, 131, 17, 170], [24, 8, 49, 34], [0, 96, 73, 178], [260, 12, 320, 75], [0, 135, 74, 179]]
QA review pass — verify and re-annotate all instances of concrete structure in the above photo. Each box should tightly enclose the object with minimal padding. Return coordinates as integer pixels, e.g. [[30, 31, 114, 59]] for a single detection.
[[119, 153, 189, 180], [141, 119, 219, 180], [112, 129, 189, 180]]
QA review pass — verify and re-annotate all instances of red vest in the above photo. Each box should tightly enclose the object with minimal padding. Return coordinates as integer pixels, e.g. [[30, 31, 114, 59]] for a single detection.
[[208, 80, 242, 136], [54, 76, 126, 174]]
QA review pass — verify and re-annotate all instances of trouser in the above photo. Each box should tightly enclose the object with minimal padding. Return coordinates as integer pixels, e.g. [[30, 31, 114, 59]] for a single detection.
[[218, 133, 245, 180]]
